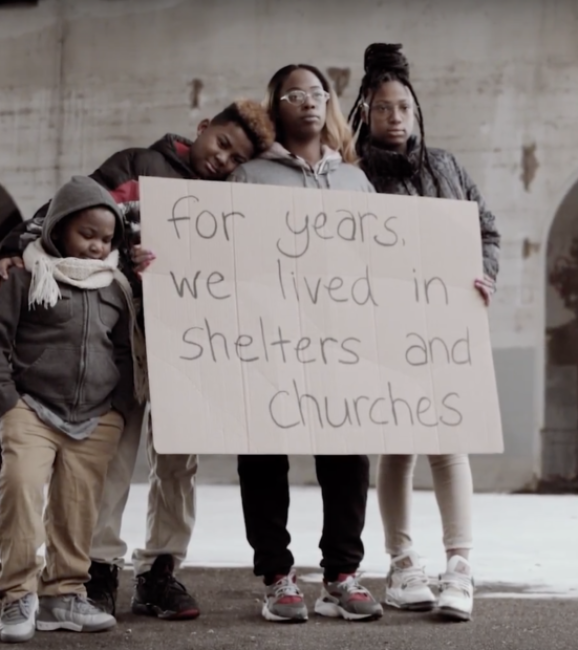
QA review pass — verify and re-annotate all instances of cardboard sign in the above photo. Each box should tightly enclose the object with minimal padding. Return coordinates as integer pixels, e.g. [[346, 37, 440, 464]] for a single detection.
[[140, 177, 503, 455]]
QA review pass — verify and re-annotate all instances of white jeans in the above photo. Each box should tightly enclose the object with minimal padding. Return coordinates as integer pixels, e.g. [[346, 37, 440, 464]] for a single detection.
[[89, 402, 198, 575], [377, 454, 473, 557]]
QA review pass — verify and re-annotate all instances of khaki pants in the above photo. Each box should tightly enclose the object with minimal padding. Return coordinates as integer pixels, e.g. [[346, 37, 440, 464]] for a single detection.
[[0, 401, 123, 601], [377, 454, 474, 557], [90, 402, 198, 576]]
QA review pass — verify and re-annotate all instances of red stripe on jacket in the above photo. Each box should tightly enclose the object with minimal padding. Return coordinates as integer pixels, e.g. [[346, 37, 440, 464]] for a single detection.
[[109, 179, 140, 204]]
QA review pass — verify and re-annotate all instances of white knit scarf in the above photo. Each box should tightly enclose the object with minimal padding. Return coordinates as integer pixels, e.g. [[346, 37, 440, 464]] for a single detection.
[[23, 239, 149, 403]]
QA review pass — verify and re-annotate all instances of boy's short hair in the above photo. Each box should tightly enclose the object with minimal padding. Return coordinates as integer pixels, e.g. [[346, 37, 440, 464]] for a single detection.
[[211, 99, 275, 155]]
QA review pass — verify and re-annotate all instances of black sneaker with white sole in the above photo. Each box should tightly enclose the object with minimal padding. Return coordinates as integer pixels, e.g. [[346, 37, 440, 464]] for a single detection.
[[131, 554, 200, 620], [85, 561, 119, 616]]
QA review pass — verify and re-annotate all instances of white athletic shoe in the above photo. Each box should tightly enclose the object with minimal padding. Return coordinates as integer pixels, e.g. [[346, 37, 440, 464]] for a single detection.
[[384, 550, 436, 611], [314, 574, 383, 621], [261, 572, 308, 623], [36, 594, 116, 632], [0, 593, 39, 643], [437, 556, 474, 621]]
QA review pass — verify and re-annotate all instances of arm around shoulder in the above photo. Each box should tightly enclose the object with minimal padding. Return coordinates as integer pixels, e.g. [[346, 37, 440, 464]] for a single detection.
[[0, 202, 49, 259]]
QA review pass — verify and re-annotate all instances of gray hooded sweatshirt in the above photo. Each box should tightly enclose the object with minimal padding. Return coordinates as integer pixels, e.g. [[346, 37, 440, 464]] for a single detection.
[[229, 143, 375, 191], [0, 176, 133, 437]]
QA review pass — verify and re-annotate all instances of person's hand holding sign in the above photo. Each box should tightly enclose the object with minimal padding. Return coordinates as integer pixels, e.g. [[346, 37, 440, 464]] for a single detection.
[[131, 244, 156, 279], [474, 275, 495, 306]]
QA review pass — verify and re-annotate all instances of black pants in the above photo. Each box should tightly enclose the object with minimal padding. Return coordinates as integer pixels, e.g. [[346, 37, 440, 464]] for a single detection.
[[237, 454, 370, 582]]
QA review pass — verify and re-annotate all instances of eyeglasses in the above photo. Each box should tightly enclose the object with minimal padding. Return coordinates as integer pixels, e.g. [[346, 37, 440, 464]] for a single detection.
[[280, 90, 330, 107]]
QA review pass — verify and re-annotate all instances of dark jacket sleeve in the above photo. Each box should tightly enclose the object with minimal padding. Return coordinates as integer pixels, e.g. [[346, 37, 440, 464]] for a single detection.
[[451, 155, 501, 282], [109, 295, 134, 422], [0, 202, 48, 259], [91, 148, 141, 212], [0, 271, 25, 416], [91, 147, 165, 239]]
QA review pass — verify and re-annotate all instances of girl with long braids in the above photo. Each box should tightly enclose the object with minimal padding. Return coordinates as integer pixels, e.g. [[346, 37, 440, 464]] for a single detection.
[[348, 43, 500, 622], [229, 63, 382, 624]]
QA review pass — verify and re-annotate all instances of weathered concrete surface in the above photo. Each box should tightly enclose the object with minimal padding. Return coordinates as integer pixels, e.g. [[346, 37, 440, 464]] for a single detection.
[[2, 0, 578, 490], [17, 567, 578, 650]]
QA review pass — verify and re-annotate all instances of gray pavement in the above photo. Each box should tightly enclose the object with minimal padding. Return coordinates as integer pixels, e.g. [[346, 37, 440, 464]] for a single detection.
[[19, 568, 578, 650]]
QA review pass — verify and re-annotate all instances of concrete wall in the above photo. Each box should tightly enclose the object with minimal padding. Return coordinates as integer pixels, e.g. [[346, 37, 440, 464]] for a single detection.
[[2, 0, 578, 491]]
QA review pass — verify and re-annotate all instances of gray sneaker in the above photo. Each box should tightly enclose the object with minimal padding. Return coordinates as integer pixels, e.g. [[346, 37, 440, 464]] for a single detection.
[[262, 571, 308, 623], [314, 574, 383, 621], [36, 595, 116, 633], [0, 593, 38, 643]]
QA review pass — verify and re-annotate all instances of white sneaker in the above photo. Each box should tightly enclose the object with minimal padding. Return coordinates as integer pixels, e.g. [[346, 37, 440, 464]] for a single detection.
[[0, 593, 39, 643], [36, 594, 116, 632], [314, 573, 383, 621], [261, 572, 308, 623], [384, 551, 436, 611], [437, 556, 474, 621]]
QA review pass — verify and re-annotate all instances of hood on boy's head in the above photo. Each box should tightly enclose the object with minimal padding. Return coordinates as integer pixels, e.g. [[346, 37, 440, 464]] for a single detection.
[[42, 176, 125, 257]]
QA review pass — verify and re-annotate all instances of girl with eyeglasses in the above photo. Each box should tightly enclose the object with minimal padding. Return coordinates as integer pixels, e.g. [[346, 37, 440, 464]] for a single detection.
[[348, 43, 500, 623], [229, 63, 382, 624]]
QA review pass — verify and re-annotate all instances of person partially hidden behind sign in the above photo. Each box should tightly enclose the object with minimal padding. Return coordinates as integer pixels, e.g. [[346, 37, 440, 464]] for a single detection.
[[348, 43, 501, 622], [0, 101, 275, 620], [228, 65, 383, 623], [0, 176, 137, 642]]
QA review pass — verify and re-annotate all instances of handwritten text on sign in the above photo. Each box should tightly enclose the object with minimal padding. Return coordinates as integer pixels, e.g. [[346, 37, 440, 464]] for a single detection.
[[140, 178, 503, 455]]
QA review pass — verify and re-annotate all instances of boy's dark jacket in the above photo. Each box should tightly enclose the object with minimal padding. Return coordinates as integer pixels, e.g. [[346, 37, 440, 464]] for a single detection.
[[0, 134, 198, 295], [0, 176, 134, 423]]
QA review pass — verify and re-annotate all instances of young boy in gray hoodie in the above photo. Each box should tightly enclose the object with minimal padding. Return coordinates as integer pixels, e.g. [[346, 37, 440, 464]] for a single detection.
[[0, 176, 135, 643]]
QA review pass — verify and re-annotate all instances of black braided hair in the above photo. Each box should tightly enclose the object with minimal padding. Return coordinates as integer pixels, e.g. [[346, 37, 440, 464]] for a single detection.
[[348, 43, 441, 196]]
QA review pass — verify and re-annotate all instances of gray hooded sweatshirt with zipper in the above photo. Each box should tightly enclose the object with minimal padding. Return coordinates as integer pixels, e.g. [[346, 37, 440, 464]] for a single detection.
[[228, 143, 375, 191], [0, 176, 133, 438]]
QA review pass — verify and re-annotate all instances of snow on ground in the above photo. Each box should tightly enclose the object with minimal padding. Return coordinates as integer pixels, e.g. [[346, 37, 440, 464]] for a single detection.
[[121, 484, 578, 598]]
